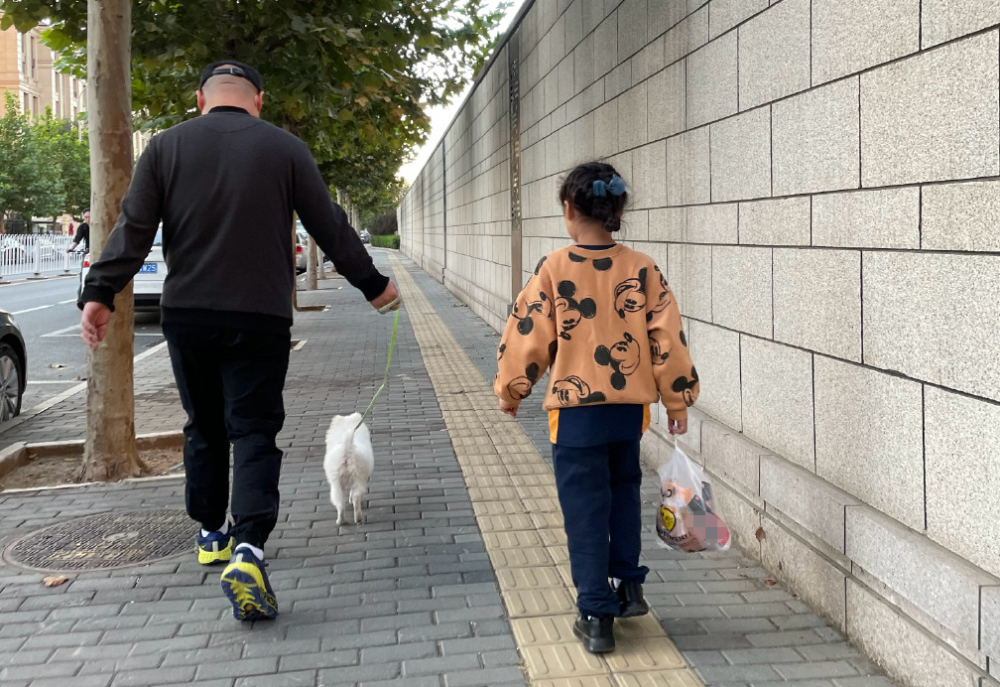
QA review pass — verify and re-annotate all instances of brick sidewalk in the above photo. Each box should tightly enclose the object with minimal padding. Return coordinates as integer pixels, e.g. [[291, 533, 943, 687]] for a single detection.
[[0, 250, 891, 687]]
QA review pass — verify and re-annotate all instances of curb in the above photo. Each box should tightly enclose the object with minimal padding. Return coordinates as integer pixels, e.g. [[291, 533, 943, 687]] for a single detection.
[[0, 430, 184, 482]]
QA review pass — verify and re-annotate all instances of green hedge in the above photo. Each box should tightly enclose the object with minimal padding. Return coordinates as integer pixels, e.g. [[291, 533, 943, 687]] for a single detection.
[[370, 234, 400, 250]]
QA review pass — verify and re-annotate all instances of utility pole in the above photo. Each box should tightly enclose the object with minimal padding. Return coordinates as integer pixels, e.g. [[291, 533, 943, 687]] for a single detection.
[[81, 0, 143, 481]]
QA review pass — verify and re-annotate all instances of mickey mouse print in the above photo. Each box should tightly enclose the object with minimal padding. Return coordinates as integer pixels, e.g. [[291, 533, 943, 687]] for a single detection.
[[495, 243, 699, 422]]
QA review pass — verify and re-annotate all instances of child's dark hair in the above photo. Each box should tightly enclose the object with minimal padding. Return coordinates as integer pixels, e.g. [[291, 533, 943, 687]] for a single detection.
[[558, 162, 629, 233]]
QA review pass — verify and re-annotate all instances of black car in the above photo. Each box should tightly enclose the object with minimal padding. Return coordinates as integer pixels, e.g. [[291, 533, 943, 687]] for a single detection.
[[0, 309, 26, 422]]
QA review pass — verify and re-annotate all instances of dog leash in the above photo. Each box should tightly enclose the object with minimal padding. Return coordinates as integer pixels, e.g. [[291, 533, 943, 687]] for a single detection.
[[355, 296, 402, 429]]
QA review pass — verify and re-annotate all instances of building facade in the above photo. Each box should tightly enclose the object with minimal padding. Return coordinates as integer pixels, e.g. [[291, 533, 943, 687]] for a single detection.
[[0, 20, 86, 121]]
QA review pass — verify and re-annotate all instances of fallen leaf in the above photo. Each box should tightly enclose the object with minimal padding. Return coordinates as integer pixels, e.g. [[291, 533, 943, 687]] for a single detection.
[[49, 363, 66, 369], [764, 579, 777, 586], [43, 576, 69, 588], [755, 527, 766, 542]]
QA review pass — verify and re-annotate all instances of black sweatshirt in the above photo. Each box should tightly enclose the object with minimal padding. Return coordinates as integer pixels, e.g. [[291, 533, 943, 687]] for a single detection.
[[79, 106, 388, 327]]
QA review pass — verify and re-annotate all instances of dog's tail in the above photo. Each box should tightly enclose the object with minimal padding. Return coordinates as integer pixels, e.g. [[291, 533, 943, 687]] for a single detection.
[[341, 425, 356, 469]]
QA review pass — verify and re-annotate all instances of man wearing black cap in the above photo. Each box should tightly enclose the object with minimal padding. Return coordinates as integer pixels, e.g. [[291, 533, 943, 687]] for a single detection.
[[78, 61, 400, 621]]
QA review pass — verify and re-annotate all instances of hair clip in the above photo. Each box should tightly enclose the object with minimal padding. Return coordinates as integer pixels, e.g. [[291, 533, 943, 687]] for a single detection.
[[593, 175, 627, 198]]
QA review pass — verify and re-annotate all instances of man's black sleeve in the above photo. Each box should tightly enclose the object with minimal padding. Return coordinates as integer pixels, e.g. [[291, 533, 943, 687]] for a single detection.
[[78, 141, 163, 311], [291, 145, 389, 302], [74, 223, 89, 245]]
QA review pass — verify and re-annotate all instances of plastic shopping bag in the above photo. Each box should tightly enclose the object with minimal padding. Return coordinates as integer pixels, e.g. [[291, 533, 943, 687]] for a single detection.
[[655, 446, 731, 553]]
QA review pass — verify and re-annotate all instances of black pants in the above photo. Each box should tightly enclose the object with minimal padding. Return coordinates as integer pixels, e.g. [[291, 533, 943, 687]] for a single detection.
[[553, 438, 650, 618], [163, 322, 290, 549]]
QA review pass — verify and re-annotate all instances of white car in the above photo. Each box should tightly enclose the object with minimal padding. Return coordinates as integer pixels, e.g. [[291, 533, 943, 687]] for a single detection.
[[80, 225, 166, 313]]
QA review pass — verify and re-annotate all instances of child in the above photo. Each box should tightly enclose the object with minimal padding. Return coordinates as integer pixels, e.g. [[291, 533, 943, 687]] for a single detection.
[[494, 162, 699, 654]]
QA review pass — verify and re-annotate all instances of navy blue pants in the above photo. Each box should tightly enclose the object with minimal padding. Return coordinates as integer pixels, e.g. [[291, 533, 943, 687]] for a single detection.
[[553, 438, 650, 618]]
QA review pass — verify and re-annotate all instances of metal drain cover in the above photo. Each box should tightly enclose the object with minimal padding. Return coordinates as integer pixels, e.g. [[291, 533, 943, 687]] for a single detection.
[[3, 509, 194, 573]]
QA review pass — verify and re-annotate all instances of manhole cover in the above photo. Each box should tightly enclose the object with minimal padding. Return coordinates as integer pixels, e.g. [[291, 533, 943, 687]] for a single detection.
[[2, 509, 194, 573]]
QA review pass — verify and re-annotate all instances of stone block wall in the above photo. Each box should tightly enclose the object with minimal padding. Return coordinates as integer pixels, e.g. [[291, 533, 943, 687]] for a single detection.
[[398, 3, 1000, 685]]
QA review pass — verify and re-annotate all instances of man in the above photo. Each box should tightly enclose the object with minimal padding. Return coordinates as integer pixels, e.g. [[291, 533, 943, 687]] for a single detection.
[[67, 209, 90, 252], [79, 61, 400, 621]]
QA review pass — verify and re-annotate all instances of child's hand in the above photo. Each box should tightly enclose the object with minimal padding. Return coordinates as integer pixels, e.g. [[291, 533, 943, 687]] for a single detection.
[[499, 400, 518, 418], [668, 418, 688, 435]]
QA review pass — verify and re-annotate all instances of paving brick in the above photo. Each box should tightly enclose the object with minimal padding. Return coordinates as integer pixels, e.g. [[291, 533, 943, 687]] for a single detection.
[[1, 660, 83, 680], [235, 671, 316, 687], [32, 677, 112, 687], [112, 667, 196, 687], [195, 657, 279, 680], [318, 663, 402, 683], [443, 666, 527, 686]]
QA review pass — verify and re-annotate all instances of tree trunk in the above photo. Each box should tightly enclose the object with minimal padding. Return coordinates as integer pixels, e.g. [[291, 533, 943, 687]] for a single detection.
[[317, 236, 326, 280], [306, 237, 317, 290], [81, 0, 144, 482], [291, 220, 298, 313]]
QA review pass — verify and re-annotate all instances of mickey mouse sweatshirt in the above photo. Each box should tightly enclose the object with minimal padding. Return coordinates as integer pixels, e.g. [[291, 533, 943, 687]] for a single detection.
[[494, 243, 699, 421]]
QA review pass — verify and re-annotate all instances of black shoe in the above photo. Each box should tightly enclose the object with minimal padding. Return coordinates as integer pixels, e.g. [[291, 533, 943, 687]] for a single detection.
[[617, 581, 650, 618], [573, 614, 615, 653]]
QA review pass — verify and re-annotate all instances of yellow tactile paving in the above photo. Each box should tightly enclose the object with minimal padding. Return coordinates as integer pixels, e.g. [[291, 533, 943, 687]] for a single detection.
[[497, 567, 566, 591], [521, 643, 609, 679], [477, 513, 538, 532], [548, 546, 571, 565], [509, 473, 558, 487], [538, 528, 568, 547], [468, 486, 521, 501], [531, 512, 566, 530], [536, 678, 616, 687], [484, 530, 553, 549], [472, 500, 524, 517], [522, 497, 564, 513], [487, 547, 558, 568], [493, 586, 576, 619], [462, 465, 512, 477], [387, 255, 704, 687], [512, 615, 579, 645], [604, 637, 687, 672]]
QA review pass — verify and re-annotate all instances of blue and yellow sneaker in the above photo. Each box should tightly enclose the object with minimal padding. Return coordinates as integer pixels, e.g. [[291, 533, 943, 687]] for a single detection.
[[220, 547, 278, 621], [196, 526, 235, 566]]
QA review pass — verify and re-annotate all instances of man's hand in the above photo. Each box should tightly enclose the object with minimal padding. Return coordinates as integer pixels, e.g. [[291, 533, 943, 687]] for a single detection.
[[499, 400, 518, 418], [66, 245, 77, 253], [371, 281, 401, 313], [81, 302, 111, 350], [668, 417, 688, 436]]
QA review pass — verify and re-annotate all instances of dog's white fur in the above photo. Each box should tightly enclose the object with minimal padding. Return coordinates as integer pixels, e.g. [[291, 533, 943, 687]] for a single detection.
[[323, 413, 374, 525]]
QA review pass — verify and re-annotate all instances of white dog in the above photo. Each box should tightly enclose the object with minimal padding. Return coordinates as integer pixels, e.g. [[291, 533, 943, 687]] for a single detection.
[[323, 413, 375, 525]]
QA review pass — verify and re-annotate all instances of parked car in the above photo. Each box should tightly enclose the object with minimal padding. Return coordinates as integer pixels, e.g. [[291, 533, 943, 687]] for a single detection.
[[294, 223, 308, 273], [79, 225, 167, 314], [0, 309, 26, 423]]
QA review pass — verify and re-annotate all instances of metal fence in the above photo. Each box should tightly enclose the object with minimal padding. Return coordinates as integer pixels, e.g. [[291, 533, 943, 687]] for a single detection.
[[0, 235, 84, 279]]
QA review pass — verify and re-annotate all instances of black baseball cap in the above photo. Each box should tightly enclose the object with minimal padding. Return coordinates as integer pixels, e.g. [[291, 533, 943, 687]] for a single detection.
[[199, 60, 262, 92]]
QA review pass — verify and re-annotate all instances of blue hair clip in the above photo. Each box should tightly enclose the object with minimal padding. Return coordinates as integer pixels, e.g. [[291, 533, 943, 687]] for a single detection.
[[593, 175, 626, 198]]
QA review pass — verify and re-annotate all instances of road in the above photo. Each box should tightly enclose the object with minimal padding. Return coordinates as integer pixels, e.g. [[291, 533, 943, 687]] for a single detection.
[[0, 275, 164, 411]]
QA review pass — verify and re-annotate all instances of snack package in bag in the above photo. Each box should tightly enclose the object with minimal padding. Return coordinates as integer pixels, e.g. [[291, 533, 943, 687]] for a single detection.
[[656, 446, 731, 553]]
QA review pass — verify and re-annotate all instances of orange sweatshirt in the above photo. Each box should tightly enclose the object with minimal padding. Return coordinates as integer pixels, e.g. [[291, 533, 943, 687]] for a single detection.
[[494, 244, 699, 420]]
